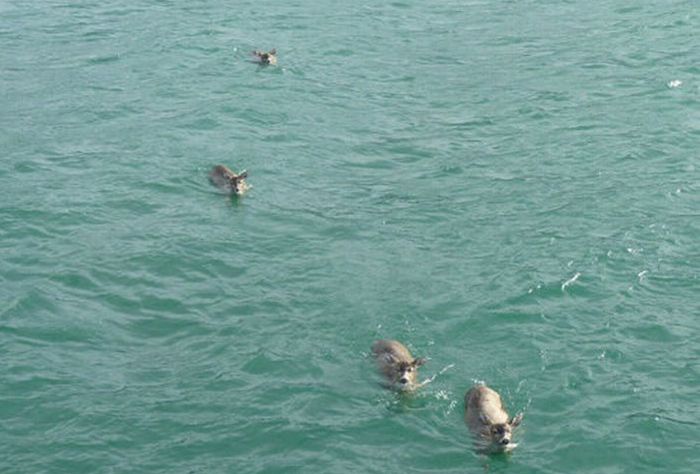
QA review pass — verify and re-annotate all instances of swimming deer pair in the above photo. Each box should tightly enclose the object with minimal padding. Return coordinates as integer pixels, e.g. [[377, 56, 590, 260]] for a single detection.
[[210, 50, 277, 193], [372, 339, 523, 453]]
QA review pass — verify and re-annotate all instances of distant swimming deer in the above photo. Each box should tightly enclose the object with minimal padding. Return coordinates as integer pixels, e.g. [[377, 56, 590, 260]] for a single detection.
[[464, 384, 523, 452], [209, 165, 250, 196], [252, 48, 277, 65], [371, 339, 426, 392]]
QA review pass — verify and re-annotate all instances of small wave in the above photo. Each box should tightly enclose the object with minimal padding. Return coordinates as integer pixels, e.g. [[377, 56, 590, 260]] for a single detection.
[[86, 54, 121, 65]]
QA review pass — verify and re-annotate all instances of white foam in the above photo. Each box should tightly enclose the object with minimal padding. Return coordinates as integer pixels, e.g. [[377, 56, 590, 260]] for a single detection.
[[561, 272, 581, 291], [420, 363, 454, 386], [668, 79, 683, 88]]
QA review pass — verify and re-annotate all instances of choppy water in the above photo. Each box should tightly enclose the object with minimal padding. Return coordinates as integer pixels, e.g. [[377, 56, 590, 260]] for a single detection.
[[2, 1, 699, 472]]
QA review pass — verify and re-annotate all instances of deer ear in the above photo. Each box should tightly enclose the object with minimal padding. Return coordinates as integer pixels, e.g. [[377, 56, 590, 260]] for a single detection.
[[269, 49, 276, 55], [509, 413, 523, 428], [238, 170, 248, 179], [412, 357, 426, 367]]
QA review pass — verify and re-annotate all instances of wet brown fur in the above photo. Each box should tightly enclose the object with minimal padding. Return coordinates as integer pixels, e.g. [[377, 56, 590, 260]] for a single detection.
[[252, 49, 277, 65], [209, 165, 249, 196], [464, 385, 523, 452], [371, 340, 426, 391]]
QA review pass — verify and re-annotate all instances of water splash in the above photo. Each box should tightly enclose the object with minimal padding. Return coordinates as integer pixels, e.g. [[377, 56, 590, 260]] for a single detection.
[[420, 363, 455, 386], [561, 272, 581, 291]]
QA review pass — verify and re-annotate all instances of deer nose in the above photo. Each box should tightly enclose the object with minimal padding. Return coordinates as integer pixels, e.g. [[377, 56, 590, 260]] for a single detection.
[[399, 377, 408, 384], [501, 439, 510, 445]]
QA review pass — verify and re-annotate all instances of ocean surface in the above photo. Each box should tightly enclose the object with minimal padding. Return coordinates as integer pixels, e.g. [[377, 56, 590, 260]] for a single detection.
[[1, 1, 699, 472]]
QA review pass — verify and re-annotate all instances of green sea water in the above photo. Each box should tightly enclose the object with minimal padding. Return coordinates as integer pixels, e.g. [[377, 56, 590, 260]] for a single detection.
[[1, 1, 699, 472]]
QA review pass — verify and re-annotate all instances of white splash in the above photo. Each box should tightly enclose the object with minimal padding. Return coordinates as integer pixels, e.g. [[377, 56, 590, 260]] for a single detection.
[[435, 390, 450, 400], [668, 79, 682, 88], [420, 363, 455, 386], [561, 272, 581, 291]]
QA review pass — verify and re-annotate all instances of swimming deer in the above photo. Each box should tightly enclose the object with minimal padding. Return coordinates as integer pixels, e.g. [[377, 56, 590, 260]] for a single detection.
[[371, 339, 426, 392], [209, 165, 249, 196], [464, 384, 523, 452], [252, 48, 277, 65]]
